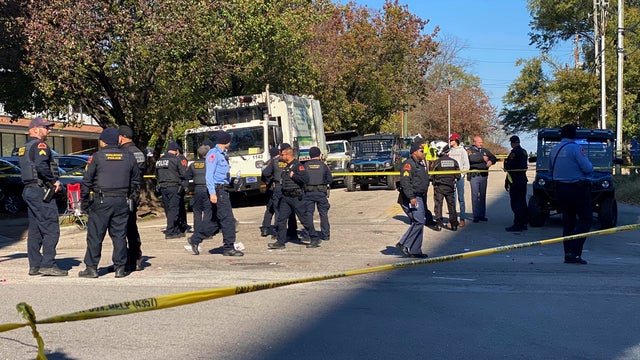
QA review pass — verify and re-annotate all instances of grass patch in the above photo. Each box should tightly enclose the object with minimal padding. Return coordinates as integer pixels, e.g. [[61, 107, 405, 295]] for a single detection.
[[614, 173, 640, 206]]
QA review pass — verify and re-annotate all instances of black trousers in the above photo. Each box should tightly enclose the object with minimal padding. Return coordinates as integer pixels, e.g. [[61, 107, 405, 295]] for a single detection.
[[556, 182, 592, 257], [276, 195, 318, 244], [22, 186, 61, 268], [160, 186, 181, 236], [304, 191, 330, 239], [433, 184, 457, 223], [261, 187, 297, 237], [509, 180, 528, 227], [126, 200, 142, 267], [190, 187, 212, 238], [84, 197, 129, 268], [212, 189, 236, 249]]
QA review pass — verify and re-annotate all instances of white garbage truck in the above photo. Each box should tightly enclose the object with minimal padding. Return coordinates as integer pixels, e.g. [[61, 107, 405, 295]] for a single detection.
[[184, 90, 326, 195]]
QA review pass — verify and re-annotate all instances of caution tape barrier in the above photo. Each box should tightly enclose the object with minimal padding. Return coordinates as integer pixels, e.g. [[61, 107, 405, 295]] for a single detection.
[[1, 223, 639, 358]]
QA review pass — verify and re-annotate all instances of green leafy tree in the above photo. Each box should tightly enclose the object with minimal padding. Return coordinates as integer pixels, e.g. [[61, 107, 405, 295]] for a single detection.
[[306, 0, 439, 134], [0, 0, 45, 118]]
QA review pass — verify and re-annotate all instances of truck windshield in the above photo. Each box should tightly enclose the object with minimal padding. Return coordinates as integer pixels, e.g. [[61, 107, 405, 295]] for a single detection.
[[352, 140, 394, 158], [537, 139, 613, 170], [184, 126, 264, 159], [226, 127, 265, 157], [327, 142, 346, 154]]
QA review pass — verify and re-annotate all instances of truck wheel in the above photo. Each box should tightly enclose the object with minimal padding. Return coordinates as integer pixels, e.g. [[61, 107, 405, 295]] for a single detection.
[[527, 194, 548, 227], [345, 176, 356, 192], [360, 184, 370, 191], [598, 197, 617, 229], [387, 175, 397, 190]]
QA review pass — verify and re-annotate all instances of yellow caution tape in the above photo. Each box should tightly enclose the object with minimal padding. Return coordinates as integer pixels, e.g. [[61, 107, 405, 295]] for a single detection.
[[1, 223, 639, 360]]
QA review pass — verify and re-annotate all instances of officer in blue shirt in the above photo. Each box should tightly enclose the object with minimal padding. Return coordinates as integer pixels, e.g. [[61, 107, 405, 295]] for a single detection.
[[188, 131, 243, 256], [549, 124, 594, 264]]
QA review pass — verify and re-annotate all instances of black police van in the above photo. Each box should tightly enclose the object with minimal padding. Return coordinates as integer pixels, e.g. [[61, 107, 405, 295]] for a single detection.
[[344, 133, 402, 191], [527, 128, 620, 229]]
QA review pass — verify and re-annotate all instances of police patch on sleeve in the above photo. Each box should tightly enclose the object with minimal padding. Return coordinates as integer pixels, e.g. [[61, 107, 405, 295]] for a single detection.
[[403, 163, 412, 171], [208, 154, 216, 163]]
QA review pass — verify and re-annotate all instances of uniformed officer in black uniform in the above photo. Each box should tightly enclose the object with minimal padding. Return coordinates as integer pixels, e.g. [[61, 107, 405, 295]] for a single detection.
[[18, 116, 68, 276], [268, 144, 321, 249], [504, 135, 529, 232], [260, 144, 297, 239], [175, 143, 192, 233], [155, 141, 188, 239], [467, 136, 498, 222], [303, 146, 333, 240], [395, 142, 429, 258], [185, 144, 213, 247], [431, 146, 460, 231], [78, 128, 141, 278], [118, 125, 147, 271]]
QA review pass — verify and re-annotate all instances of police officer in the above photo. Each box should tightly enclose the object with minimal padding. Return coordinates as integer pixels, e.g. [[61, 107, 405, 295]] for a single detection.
[[395, 142, 429, 258], [118, 125, 146, 271], [550, 124, 594, 264], [431, 145, 460, 231], [78, 128, 141, 278], [187, 131, 243, 256], [260, 144, 298, 239], [185, 144, 213, 252], [303, 146, 333, 240], [155, 141, 188, 239], [467, 136, 498, 222], [175, 143, 192, 233], [268, 144, 321, 249], [504, 135, 529, 232], [18, 116, 68, 276]]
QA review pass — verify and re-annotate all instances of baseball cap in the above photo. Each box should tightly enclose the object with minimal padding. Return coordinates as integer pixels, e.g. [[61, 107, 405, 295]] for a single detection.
[[99, 128, 120, 145], [29, 116, 54, 128], [449, 132, 460, 141], [118, 125, 134, 139], [509, 135, 520, 143]]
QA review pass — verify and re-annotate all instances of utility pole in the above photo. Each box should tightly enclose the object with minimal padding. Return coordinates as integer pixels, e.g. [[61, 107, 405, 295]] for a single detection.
[[616, 0, 624, 173], [595, 0, 609, 129]]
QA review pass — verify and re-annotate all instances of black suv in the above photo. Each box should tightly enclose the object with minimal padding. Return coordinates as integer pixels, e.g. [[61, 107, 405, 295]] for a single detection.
[[528, 128, 619, 229], [344, 133, 402, 191]]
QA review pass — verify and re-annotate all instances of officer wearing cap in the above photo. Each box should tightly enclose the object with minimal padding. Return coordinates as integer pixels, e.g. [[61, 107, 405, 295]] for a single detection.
[[431, 145, 460, 231], [18, 116, 68, 276], [268, 144, 321, 249], [260, 143, 298, 239], [303, 146, 333, 241], [78, 128, 141, 278], [188, 131, 243, 256], [117, 125, 146, 271], [395, 141, 429, 258], [550, 124, 594, 264], [504, 135, 529, 232], [155, 141, 188, 239]]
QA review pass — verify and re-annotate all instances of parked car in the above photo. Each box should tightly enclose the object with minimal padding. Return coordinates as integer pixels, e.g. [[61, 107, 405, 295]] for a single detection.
[[0, 157, 83, 214], [55, 154, 89, 175]]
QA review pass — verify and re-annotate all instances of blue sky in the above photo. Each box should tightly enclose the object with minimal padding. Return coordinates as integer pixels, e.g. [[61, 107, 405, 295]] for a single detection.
[[353, 0, 573, 148]]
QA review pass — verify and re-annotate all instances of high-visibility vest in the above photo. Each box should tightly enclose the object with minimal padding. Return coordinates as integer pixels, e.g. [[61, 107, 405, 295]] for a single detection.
[[424, 143, 438, 161]]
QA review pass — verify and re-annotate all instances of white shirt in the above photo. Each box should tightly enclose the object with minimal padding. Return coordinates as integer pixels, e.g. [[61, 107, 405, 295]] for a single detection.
[[448, 145, 470, 171]]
